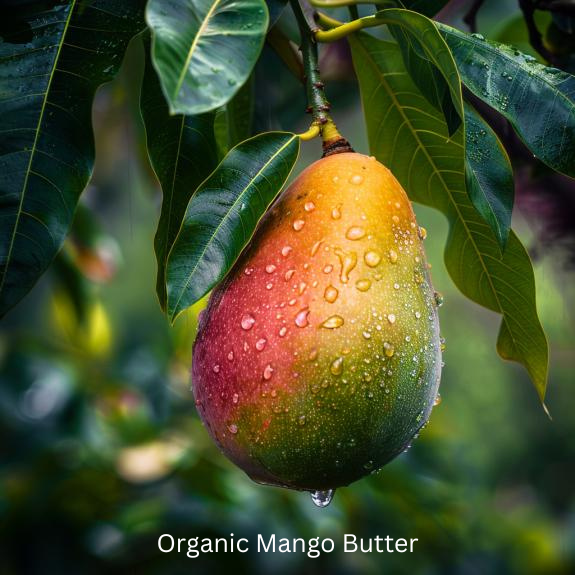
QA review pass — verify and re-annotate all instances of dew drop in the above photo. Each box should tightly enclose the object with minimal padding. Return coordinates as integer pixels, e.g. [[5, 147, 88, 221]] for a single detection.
[[434, 393, 442, 406], [244, 267, 253, 275], [311, 489, 334, 508], [334, 248, 357, 283], [232, 393, 239, 404], [323, 264, 333, 274], [383, 342, 395, 357], [293, 219, 305, 231], [228, 424, 238, 434], [331, 204, 342, 219], [298, 282, 307, 295], [256, 338, 267, 351], [295, 308, 310, 328], [304, 201, 316, 212], [387, 314, 396, 324], [279, 326, 287, 337], [346, 226, 366, 240], [364, 250, 381, 267], [285, 269, 295, 281], [434, 291, 444, 307], [389, 249, 398, 263], [362, 331, 371, 340], [324, 285, 339, 303], [265, 264, 276, 273], [350, 174, 363, 185], [356, 279, 371, 292], [418, 226, 427, 240], [241, 314, 255, 330], [227, 351, 234, 361], [263, 364, 274, 380], [266, 283, 273, 290], [309, 348, 318, 361], [330, 356, 344, 375], [321, 315, 344, 329], [414, 311, 421, 319], [213, 364, 221, 373], [392, 215, 400, 224], [311, 240, 323, 256], [281, 246, 292, 257], [298, 415, 306, 426]]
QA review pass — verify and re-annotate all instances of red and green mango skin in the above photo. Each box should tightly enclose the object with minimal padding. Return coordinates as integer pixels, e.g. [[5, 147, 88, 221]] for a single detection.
[[192, 153, 442, 491]]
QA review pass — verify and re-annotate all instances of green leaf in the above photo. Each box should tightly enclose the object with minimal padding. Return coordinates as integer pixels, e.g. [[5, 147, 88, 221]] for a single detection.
[[438, 23, 575, 179], [349, 32, 549, 401], [0, 0, 144, 318], [375, 8, 463, 135], [146, 0, 269, 116], [166, 132, 300, 321], [213, 73, 256, 158], [140, 41, 219, 310], [464, 102, 514, 251]]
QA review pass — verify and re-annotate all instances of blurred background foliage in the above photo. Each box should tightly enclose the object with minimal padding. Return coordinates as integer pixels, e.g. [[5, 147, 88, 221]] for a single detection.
[[1, 1, 574, 573]]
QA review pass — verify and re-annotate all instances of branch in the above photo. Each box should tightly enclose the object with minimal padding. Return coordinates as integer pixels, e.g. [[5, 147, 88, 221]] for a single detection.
[[289, 0, 353, 154]]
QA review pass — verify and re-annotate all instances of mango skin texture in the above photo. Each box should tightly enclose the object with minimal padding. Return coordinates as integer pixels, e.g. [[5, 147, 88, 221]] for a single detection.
[[192, 153, 442, 491]]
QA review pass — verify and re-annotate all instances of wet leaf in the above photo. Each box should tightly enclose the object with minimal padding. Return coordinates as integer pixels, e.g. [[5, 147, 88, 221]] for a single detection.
[[350, 32, 549, 401], [0, 0, 145, 317], [146, 0, 268, 115], [166, 132, 300, 321]]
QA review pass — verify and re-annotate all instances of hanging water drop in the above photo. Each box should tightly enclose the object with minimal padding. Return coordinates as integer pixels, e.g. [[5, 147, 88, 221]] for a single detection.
[[310, 489, 334, 508]]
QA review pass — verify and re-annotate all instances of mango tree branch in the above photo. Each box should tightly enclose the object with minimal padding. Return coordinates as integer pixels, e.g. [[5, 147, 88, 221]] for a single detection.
[[289, 0, 353, 154]]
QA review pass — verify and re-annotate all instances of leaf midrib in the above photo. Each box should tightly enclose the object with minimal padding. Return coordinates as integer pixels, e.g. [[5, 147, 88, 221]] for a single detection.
[[173, 0, 223, 99], [0, 1, 76, 297], [169, 134, 297, 317], [353, 35, 527, 362]]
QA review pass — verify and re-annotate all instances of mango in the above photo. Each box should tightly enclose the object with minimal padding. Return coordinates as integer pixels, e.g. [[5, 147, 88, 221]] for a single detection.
[[192, 153, 442, 497]]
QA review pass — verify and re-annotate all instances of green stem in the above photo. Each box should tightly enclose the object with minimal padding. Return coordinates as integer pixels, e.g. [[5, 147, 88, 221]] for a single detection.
[[289, 0, 332, 127], [290, 0, 354, 155], [315, 15, 381, 43]]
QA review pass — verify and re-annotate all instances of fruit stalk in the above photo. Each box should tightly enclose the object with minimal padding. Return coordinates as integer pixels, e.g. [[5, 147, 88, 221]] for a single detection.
[[289, 0, 353, 156]]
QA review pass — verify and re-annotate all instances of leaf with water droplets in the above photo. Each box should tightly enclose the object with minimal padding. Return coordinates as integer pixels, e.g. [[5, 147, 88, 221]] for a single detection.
[[146, 0, 268, 115], [464, 102, 514, 251], [166, 132, 299, 321], [350, 32, 549, 402], [438, 23, 575, 179], [375, 8, 463, 135], [141, 37, 219, 310], [0, 0, 145, 318]]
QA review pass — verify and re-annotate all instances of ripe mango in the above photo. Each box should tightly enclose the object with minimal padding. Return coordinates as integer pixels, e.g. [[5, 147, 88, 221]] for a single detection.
[[192, 153, 442, 494]]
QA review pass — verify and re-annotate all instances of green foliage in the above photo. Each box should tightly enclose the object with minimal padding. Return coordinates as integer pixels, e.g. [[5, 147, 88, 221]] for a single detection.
[[349, 32, 548, 400], [166, 132, 299, 321], [439, 24, 575, 179], [146, 0, 269, 115], [376, 8, 463, 134], [464, 103, 514, 249], [141, 40, 219, 309], [0, 0, 144, 318]]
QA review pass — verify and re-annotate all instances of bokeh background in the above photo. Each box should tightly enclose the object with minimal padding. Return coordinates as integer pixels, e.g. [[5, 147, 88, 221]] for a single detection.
[[1, 1, 574, 573]]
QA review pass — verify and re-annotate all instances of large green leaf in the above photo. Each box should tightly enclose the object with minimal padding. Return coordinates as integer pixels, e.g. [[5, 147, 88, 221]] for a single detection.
[[438, 24, 575, 179], [376, 8, 463, 135], [0, 0, 145, 318], [140, 41, 219, 310], [166, 132, 299, 321], [349, 32, 549, 401], [146, 0, 268, 116], [464, 102, 514, 250]]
